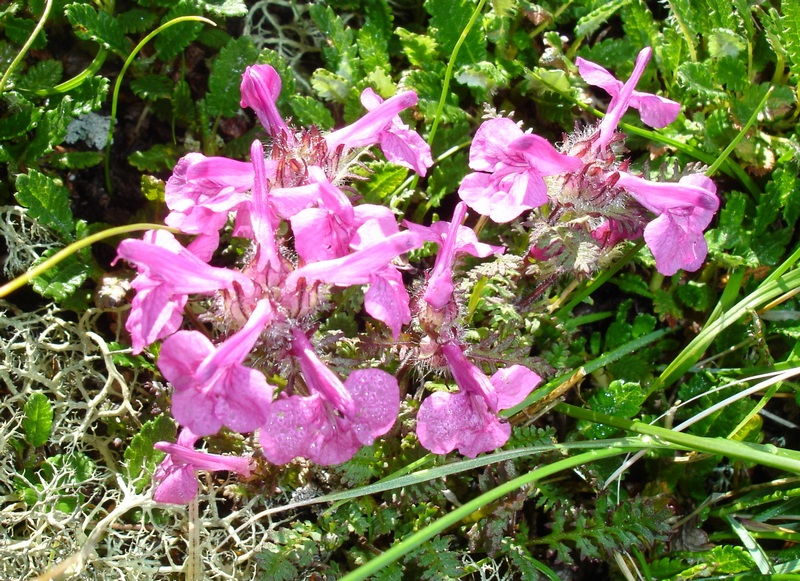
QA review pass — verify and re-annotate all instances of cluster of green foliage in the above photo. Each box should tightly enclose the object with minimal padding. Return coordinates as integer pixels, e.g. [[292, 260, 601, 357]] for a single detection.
[[3, 0, 800, 579]]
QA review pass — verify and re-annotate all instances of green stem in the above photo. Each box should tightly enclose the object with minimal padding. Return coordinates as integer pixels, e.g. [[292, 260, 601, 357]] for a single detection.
[[25, 48, 108, 97], [705, 86, 773, 178], [555, 402, 800, 473], [339, 445, 648, 581], [104, 16, 216, 193], [0, 223, 177, 299], [0, 0, 53, 95]]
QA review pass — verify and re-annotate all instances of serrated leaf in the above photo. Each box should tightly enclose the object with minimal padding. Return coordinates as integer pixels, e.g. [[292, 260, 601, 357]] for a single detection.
[[575, 0, 634, 38], [49, 150, 104, 169], [288, 95, 334, 129], [23, 392, 53, 447], [130, 74, 175, 101], [206, 36, 259, 118], [129, 143, 180, 172], [4, 15, 47, 50], [311, 69, 353, 103], [354, 160, 409, 204], [65, 4, 129, 56], [116, 8, 159, 34], [26, 96, 76, 159], [676, 281, 714, 312], [580, 381, 645, 439], [395, 27, 439, 68], [357, 18, 390, 73], [153, 2, 204, 62], [708, 27, 747, 58], [15, 169, 74, 239], [15, 59, 62, 92], [141, 174, 165, 202], [0, 103, 41, 139], [782, 2, 800, 77], [30, 248, 93, 301], [309, 4, 358, 77], [124, 416, 177, 493], [68, 76, 110, 116], [677, 62, 727, 98], [425, 0, 486, 67]]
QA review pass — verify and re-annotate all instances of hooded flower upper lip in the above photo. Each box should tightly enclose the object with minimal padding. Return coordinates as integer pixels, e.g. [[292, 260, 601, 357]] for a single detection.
[[259, 328, 400, 465], [576, 47, 681, 151], [416, 342, 542, 458], [326, 88, 433, 176], [153, 428, 253, 504], [458, 117, 584, 223]]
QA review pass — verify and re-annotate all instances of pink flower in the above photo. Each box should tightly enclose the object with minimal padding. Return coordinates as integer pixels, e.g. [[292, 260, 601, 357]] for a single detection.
[[157, 300, 276, 437], [241, 64, 290, 137], [416, 343, 541, 458], [404, 202, 504, 310], [326, 88, 433, 176], [115, 230, 253, 353], [615, 172, 719, 275], [153, 428, 252, 504], [458, 118, 583, 223], [165, 153, 257, 237], [286, 230, 422, 339], [259, 329, 399, 465], [576, 47, 680, 151]]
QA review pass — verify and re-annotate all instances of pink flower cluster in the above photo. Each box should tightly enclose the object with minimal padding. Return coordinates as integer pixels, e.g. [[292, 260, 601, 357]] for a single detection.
[[117, 48, 718, 504], [117, 65, 543, 504], [458, 47, 719, 277]]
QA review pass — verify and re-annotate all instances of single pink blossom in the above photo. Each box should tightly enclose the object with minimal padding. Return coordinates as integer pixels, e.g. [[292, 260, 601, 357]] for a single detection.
[[615, 172, 719, 275], [326, 88, 433, 176], [458, 118, 583, 223], [241, 64, 290, 137], [249, 140, 282, 274], [164, 153, 258, 236], [577, 47, 680, 151], [259, 329, 399, 465], [158, 300, 276, 437], [416, 343, 542, 458], [115, 230, 253, 353], [153, 428, 253, 504]]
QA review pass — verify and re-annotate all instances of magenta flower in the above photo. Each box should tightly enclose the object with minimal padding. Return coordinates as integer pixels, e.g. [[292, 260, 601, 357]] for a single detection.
[[416, 342, 542, 458], [115, 230, 254, 353], [153, 428, 253, 504], [404, 202, 504, 310], [286, 230, 422, 339], [241, 64, 290, 138], [259, 328, 399, 465], [165, 153, 258, 237], [616, 172, 719, 275], [576, 47, 680, 151], [157, 300, 276, 437], [326, 88, 433, 176], [458, 117, 584, 223]]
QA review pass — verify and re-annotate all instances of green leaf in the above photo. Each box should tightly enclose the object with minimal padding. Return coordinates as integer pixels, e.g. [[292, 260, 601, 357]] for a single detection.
[[353, 160, 411, 204], [781, 0, 800, 77], [154, 1, 204, 62], [124, 415, 176, 493], [15, 169, 75, 239], [48, 150, 104, 169], [23, 392, 53, 447], [580, 381, 646, 439], [311, 69, 353, 103], [395, 27, 439, 68], [708, 28, 747, 59], [288, 95, 334, 129], [129, 74, 175, 101], [26, 96, 76, 160], [4, 15, 47, 50], [676, 281, 714, 312], [65, 4, 129, 56], [67, 76, 110, 116], [425, 0, 487, 67], [677, 62, 727, 99], [116, 8, 159, 34], [309, 4, 358, 77], [0, 101, 41, 140], [357, 10, 391, 74], [128, 143, 181, 172], [15, 59, 63, 92], [30, 248, 93, 301], [141, 174, 165, 202], [206, 36, 260, 118], [575, 0, 634, 39]]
